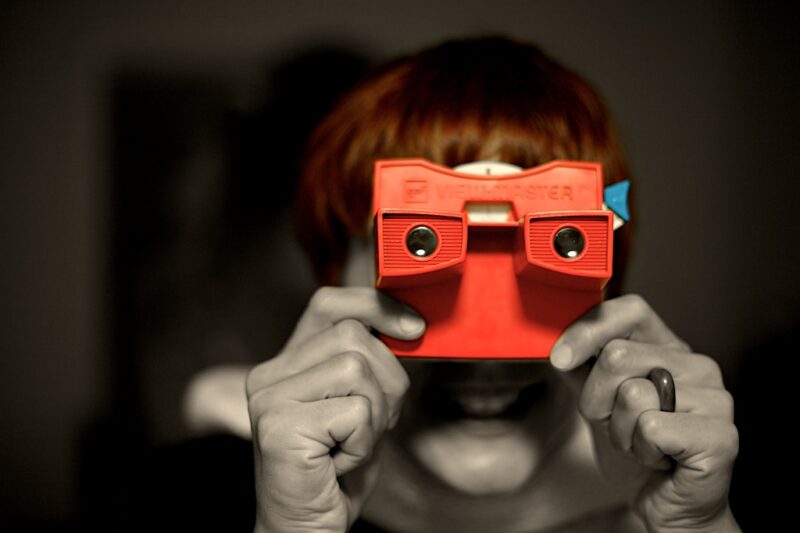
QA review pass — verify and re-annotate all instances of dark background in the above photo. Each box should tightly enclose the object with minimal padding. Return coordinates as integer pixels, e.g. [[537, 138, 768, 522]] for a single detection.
[[1, 0, 798, 530]]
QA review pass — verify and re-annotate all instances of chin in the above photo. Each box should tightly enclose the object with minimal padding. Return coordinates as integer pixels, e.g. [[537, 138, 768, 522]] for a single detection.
[[409, 423, 541, 495], [396, 361, 575, 496]]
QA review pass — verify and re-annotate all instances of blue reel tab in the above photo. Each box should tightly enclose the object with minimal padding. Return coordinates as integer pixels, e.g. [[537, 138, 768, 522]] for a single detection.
[[604, 180, 630, 222]]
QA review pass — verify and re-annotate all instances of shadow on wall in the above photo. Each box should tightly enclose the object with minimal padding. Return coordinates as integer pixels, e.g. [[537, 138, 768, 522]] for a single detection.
[[78, 44, 370, 530]]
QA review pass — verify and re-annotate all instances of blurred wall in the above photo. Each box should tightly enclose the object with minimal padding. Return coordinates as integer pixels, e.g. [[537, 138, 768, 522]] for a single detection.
[[1, 0, 797, 528]]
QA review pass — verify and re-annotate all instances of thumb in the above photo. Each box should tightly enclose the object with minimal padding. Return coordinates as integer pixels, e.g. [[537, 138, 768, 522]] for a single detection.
[[633, 411, 738, 490], [550, 349, 593, 397]]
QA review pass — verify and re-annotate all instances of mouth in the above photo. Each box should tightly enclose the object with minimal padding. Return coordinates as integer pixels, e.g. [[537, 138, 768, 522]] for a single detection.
[[422, 380, 549, 421]]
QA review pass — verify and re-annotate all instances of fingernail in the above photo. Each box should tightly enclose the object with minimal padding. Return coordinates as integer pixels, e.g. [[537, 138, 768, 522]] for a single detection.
[[399, 311, 425, 336], [550, 344, 573, 369]]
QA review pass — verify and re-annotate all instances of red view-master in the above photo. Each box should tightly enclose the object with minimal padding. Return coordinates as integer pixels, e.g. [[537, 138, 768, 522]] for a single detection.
[[373, 159, 614, 359]]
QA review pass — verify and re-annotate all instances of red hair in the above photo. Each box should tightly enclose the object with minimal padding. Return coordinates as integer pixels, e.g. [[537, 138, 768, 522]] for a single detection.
[[295, 36, 633, 295]]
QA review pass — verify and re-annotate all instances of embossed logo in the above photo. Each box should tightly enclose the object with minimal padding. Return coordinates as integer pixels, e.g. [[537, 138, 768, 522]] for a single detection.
[[434, 183, 574, 202], [404, 179, 429, 203]]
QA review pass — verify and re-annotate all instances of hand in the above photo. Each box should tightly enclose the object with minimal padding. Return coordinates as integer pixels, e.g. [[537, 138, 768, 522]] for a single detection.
[[550, 294, 740, 533], [247, 287, 425, 533]]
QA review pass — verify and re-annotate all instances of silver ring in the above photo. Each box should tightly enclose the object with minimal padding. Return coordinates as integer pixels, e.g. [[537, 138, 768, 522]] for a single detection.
[[648, 367, 676, 412]]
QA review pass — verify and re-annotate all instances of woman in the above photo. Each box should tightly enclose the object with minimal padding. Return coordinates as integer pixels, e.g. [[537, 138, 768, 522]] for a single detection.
[[195, 36, 739, 532]]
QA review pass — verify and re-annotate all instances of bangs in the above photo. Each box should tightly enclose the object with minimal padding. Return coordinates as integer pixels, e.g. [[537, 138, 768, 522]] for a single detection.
[[296, 36, 632, 290]]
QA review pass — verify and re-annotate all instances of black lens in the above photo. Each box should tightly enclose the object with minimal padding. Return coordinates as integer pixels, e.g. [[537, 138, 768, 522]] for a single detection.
[[553, 227, 585, 259], [406, 226, 438, 258]]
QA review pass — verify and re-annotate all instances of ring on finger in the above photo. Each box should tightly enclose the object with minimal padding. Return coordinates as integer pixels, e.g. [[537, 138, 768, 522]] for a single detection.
[[647, 367, 676, 412]]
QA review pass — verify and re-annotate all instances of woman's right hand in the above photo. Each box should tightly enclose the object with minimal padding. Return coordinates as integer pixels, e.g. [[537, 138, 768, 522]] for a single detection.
[[247, 287, 425, 533]]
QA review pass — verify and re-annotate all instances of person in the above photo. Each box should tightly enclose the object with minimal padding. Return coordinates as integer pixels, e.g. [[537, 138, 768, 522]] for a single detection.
[[188, 36, 740, 532]]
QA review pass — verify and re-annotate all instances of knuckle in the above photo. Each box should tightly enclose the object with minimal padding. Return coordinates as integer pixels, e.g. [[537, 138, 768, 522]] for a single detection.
[[718, 423, 740, 462], [716, 389, 735, 420], [335, 318, 366, 341], [636, 410, 661, 438], [381, 393, 392, 417], [396, 370, 411, 397], [597, 339, 628, 373], [618, 379, 647, 408], [374, 396, 390, 430], [309, 285, 338, 312], [349, 395, 372, 422], [712, 423, 739, 465], [696, 355, 724, 386], [384, 367, 411, 418], [624, 293, 650, 315], [337, 350, 369, 378]]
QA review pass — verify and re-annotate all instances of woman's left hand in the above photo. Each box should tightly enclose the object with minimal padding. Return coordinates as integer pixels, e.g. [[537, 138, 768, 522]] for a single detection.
[[550, 294, 740, 533]]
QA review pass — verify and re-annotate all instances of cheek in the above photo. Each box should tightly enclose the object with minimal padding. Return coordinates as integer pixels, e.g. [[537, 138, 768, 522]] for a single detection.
[[340, 238, 375, 287]]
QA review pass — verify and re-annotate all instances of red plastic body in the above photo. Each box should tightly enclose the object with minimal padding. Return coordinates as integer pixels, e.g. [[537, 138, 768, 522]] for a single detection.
[[373, 159, 613, 359]]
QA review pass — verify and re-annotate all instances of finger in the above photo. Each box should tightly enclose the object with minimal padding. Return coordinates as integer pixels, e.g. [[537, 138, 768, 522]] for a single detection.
[[579, 339, 725, 420], [249, 319, 409, 425], [608, 381, 735, 452], [609, 378, 660, 451], [324, 396, 376, 476], [632, 411, 739, 488], [289, 286, 426, 347], [550, 294, 689, 372], [255, 395, 375, 478], [249, 351, 390, 434]]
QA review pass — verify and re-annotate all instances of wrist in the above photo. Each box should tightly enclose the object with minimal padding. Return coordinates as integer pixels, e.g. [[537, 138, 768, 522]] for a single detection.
[[648, 504, 740, 533], [253, 513, 346, 533]]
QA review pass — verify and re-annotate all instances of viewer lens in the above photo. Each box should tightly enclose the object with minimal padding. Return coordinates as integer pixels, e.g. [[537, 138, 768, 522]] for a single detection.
[[554, 227, 585, 259], [406, 226, 438, 258]]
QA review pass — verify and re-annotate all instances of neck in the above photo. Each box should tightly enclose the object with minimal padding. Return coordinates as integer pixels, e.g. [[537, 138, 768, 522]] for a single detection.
[[361, 414, 634, 532]]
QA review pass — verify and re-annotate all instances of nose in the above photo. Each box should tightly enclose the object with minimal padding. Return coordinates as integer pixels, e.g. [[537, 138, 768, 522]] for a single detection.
[[440, 360, 550, 386], [468, 361, 512, 381]]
